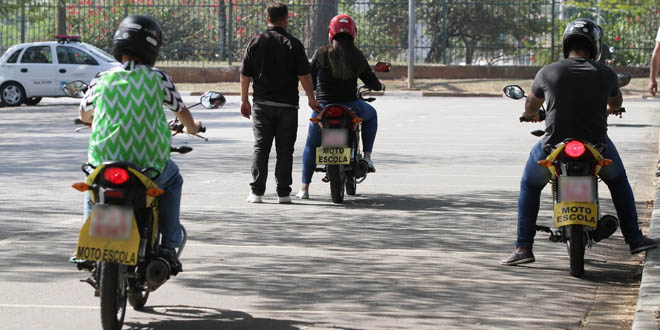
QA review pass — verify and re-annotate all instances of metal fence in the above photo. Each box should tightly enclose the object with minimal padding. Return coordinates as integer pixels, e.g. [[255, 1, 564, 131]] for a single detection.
[[1, 0, 658, 67]]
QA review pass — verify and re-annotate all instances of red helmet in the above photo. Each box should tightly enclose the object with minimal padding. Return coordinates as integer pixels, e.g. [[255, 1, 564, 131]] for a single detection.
[[328, 14, 356, 42]]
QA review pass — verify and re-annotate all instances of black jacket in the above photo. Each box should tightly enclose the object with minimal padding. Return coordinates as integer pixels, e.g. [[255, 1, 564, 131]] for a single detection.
[[310, 46, 382, 103]]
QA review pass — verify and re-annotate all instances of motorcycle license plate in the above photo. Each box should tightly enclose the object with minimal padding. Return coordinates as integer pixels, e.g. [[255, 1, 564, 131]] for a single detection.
[[316, 146, 351, 165], [76, 205, 140, 265], [322, 129, 348, 147], [554, 202, 598, 228], [90, 205, 133, 240], [558, 176, 596, 202]]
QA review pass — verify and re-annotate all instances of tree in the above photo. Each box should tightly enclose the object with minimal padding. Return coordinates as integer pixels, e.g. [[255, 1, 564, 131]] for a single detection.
[[304, 0, 337, 57]]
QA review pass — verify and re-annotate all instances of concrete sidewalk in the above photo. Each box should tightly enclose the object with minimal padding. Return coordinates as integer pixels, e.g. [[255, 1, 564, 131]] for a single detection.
[[633, 181, 660, 329]]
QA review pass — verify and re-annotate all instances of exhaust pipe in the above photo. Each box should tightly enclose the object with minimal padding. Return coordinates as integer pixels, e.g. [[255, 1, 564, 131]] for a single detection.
[[145, 257, 170, 291]]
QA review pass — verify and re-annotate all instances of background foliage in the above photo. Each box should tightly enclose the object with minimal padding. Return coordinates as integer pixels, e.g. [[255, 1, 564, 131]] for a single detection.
[[0, 0, 658, 66]]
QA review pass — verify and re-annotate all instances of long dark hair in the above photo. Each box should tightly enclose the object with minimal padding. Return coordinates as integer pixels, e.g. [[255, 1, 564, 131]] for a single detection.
[[326, 34, 367, 80]]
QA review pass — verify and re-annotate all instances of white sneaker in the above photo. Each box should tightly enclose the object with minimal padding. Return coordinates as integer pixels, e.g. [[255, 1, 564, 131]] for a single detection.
[[278, 195, 292, 204], [295, 190, 309, 199], [246, 193, 263, 203]]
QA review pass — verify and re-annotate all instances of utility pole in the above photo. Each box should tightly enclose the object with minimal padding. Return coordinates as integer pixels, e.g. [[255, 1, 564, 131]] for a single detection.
[[407, 0, 415, 89]]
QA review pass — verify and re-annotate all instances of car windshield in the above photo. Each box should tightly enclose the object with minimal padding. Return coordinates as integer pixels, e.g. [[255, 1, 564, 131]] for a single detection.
[[80, 44, 117, 63]]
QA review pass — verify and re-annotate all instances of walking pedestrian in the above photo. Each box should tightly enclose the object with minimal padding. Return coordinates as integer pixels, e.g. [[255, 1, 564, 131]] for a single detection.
[[239, 2, 321, 203]]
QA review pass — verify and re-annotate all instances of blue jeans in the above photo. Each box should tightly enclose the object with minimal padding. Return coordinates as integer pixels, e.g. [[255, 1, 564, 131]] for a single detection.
[[516, 138, 643, 248], [83, 159, 184, 249], [301, 100, 378, 184]]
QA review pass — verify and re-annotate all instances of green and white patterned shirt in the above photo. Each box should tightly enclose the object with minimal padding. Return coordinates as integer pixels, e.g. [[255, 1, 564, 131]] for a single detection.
[[80, 61, 184, 172]]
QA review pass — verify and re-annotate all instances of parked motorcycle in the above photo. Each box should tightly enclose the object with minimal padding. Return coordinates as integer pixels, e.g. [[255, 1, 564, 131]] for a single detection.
[[503, 82, 629, 277], [311, 62, 390, 204], [64, 81, 224, 329]]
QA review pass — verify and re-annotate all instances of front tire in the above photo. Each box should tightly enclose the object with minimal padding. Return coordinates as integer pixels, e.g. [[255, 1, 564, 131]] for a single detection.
[[0, 82, 26, 107], [328, 165, 345, 203], [345, 172, 356, 195], [100, 262, 128, 330], [566, 225, 585, 278], [24, 97, 42, 106]]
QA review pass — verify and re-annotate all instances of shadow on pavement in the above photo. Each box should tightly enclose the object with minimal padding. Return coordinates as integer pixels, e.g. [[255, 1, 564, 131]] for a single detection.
[[124, 305, 318, 330]]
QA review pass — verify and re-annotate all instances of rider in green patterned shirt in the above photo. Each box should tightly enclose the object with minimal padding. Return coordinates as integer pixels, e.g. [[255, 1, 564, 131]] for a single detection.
[[78, 15, 201, 274]]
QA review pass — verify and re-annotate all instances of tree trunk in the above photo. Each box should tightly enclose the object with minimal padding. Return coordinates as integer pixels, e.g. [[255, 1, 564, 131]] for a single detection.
[[304, 0, 337, 57], [57, 0, 66, 35]]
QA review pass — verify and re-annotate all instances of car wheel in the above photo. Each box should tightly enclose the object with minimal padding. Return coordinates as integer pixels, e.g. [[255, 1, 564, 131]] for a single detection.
[[1, 82, 26, 107], [24, 97, 42, 106]]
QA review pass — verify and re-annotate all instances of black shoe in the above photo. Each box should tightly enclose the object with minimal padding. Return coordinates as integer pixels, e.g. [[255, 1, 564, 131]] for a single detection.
[[656, 166, 660, 177], [629, 236, 660, 254], [591, 215, 619, 242], [500, 249, 535, 266], [159, 247, 183, 276]]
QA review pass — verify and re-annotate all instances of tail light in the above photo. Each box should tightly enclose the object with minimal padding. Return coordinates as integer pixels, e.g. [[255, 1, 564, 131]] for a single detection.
[[327, 106, 343, 117], [104, 167, 130, 185], [564, 141, 586, 159]]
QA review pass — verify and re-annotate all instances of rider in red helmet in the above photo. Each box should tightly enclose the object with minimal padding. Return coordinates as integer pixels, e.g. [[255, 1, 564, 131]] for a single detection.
[[296, 13, 383, 199]]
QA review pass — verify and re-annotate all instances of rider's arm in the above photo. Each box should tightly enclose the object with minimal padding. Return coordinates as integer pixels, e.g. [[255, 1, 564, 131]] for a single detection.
[[607, 90, 623, 114], [523, 94, 544, 120], [358, 57, 383, 91], [79, 107, 93, 124], [649, 40, 660, 96], [174, 107, 199, 135]]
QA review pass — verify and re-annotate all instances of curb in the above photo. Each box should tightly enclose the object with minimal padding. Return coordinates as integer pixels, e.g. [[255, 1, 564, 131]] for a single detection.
[[632, 183, 660, 330]]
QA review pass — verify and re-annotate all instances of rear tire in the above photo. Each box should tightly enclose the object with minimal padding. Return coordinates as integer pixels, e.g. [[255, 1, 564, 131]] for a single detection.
[[345, 172, 356, 195], [328, 165, 345, 203], [100, 262, 127, 330], [24, 97, 42, 106], [567, 225, 585, 278]]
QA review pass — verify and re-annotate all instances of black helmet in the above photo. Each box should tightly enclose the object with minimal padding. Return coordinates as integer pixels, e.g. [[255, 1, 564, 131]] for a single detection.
[[562, 18, 601, 61], [111, 15, 162, 67]]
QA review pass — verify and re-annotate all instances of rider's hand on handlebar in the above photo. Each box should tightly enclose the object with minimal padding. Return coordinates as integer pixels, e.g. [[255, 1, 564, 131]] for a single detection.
[[184, 120, 202, 135], [520, 112, 542, 122]]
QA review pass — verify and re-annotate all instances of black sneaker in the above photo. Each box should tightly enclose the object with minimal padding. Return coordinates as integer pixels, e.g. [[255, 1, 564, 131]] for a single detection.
[[629, 236, 660, 254], [69, 256, 95, 271], [500, 249, 535, 266], [159, 247, 183, 276]]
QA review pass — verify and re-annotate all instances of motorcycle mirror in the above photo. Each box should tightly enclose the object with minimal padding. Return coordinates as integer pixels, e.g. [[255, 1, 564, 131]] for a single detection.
[[63, 80, 88, 98], [503, 85, 526, 100], [374, 62, 391, 73], [201, 91, 226, 109], [617, 73, 631, 88], [531, 130, 545, 137]]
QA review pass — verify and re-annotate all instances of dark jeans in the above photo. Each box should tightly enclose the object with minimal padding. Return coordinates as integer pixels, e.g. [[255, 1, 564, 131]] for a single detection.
[[516, 138, 643, 248], [250, 103, 298, 197]]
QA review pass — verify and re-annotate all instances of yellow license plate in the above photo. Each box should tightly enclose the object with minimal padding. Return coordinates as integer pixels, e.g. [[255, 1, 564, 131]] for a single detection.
[[554, 202, 598, 228], [76, 206, 141, 265], [316, 146, 351, 165]]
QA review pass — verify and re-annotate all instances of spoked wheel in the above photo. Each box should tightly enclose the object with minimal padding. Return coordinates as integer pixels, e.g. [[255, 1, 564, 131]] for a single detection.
[[328, 165, 345, 203], [100, 262, 128, 330], [345, 171, 356, 195], [566, 225, 586, 278], [128, 289, 149, 310]]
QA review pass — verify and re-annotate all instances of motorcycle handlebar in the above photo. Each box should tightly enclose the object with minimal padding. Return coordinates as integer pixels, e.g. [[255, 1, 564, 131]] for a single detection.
[[519, 109, 546, 122]]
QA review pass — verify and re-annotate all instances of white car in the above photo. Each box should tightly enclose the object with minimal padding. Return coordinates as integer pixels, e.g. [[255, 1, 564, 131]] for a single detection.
[[0, 36, 121, 106]]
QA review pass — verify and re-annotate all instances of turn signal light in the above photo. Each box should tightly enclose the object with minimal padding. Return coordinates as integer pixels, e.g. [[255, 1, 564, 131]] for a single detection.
[[598, 159, 613, 167], [310, 117, 320, 123], [538, 160, 553, 167], [146, 188, 165, 197], [72, 182, 90, 191], [353, 117, 363, 124]]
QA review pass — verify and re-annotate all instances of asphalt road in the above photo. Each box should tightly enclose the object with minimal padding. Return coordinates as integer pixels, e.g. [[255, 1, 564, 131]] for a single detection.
[[0, 94, 658, 330]]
